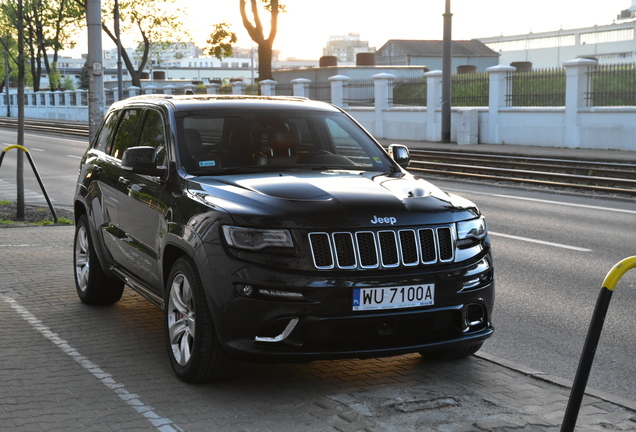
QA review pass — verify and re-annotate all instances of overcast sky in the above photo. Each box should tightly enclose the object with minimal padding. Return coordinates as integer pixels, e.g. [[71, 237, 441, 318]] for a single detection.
[[63, 0, 634, 59]]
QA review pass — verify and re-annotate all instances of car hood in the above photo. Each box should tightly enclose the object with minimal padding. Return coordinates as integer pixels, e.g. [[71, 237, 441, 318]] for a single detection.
[[188, 170, 480, 228]]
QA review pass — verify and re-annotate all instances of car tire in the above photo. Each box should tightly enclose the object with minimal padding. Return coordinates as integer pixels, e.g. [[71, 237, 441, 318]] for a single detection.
[[73, 214, 125, 305], [419, 342, 483, 361], [164, 256, 237, 383]]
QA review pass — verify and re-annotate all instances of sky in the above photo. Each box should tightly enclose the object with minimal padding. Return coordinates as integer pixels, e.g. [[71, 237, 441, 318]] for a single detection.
[[61, 0, 634, 60]]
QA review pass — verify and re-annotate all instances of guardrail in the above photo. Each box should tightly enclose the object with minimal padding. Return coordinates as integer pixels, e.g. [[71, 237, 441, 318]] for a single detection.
[[561, 256, 636, 431], [0, 145, 58, 223]]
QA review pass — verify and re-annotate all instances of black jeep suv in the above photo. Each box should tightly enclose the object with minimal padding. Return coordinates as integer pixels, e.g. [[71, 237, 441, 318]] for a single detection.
[[73, 95, 494, 383]]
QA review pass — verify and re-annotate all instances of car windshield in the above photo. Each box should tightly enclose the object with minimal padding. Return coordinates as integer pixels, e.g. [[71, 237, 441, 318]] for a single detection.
[[175, 108, 397, 175]]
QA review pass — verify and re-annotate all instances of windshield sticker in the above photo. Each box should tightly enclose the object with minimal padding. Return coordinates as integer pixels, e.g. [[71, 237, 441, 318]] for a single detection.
[[199, 160, 217, 167]]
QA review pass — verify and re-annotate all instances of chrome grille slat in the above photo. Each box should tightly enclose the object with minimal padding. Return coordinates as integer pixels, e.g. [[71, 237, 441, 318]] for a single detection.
[[309, 225, 455, 270]]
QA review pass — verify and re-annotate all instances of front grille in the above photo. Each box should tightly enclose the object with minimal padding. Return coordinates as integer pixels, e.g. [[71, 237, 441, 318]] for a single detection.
[[308, 226, 455, 270]]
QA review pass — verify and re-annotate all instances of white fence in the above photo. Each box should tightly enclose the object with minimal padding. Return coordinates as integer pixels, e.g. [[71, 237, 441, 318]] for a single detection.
[[2, 58, 635, 151]]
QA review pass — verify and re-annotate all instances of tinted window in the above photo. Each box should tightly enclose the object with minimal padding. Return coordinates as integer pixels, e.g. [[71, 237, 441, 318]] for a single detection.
[[138, 110, 168, 167], [93, 111, 120, 153], [175, 109, 394, 175], [111, 109, 143, 159]]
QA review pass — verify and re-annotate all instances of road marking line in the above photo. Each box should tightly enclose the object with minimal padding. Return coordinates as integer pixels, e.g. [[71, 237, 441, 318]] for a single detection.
[[489, 231, 592, 252], [445, 188, 636, 215], [0, 294, 182, 432], [67, 154, 82, 159]]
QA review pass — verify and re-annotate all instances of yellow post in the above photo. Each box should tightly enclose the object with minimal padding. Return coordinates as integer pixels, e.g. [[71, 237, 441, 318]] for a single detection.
[[561, 256, 636, 431]]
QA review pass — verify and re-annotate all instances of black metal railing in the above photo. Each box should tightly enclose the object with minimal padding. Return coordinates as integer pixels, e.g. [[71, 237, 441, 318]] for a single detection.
[[390, 77, 427, 107], [507, 68, 566, 107], [586, 64, 636, 107], [452, 73, 489, 107], [345, 80, 375, 107]]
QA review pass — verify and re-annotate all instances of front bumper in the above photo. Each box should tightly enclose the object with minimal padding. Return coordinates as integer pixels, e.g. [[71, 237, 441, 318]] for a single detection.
[[199, 250, 495, 362]]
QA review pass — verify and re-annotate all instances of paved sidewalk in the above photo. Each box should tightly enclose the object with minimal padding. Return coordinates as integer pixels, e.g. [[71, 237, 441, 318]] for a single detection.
[[1, 225, 635, 431]]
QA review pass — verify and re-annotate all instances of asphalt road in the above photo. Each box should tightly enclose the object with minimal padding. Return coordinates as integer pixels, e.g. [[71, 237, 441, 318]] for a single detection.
[[1, 131, 635, 402]]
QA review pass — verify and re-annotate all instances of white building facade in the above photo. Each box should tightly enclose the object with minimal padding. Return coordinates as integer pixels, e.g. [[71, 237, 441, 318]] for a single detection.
[[479, 3, 636, 69]]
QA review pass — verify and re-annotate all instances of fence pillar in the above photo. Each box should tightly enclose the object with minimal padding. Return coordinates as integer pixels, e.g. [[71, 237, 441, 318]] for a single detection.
[[143, 85, 158, 95], [373, 73, 395, 138], [328, 75, 350, 108], [162, 85, 176, 95], [563, 57, 597, 148], [232, 81, 246, 95], [291, 78, 311, 98], [127, 86, 141, 98], [259, 79, 277, 96], [487, 64, 516, 144], [206, 83, 220, 94], [425, 70, 443, 141]]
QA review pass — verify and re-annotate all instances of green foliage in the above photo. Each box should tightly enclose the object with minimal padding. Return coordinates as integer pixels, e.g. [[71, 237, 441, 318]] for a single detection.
[[48, 62, 61, 90], [205, 22, 237, 61], [62, 76, 75, 90]]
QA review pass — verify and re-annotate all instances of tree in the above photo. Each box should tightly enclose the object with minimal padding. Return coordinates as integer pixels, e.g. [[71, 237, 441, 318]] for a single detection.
[[239, 0, 285, 81], [0, 0, 83, 92], [99, 0, 190, 88]]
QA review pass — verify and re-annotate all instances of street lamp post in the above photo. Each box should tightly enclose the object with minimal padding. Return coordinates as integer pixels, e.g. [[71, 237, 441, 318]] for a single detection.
[[441, 0, 453, 143], [115, 0, 124, 100]]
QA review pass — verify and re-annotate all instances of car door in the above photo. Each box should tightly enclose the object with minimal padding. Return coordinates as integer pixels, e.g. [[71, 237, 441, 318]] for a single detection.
[[113, 108, 170, 291]]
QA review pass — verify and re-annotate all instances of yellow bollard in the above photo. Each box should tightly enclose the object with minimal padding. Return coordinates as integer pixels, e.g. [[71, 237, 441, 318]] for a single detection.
[[561, 256, 636, 431]]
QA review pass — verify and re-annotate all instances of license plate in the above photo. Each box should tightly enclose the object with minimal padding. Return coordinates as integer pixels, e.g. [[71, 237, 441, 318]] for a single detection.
[[352, 284, 434, 311]]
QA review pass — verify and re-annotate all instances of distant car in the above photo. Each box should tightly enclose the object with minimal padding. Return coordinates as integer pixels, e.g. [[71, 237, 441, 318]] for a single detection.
[[73, 95, 494, 383]]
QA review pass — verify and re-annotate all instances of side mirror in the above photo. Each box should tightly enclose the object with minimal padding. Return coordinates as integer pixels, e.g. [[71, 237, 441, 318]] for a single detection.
[[388, 144, 410, 168], [121, 146, 168, 178]]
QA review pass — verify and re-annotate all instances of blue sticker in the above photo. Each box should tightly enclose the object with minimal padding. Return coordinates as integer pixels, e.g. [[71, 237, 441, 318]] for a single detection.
[[199, 160, 217, 167], [352, 289, 360, 308]]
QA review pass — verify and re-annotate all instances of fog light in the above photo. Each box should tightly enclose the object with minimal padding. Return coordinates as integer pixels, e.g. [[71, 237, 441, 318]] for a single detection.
[[234, 284, 254, 297]]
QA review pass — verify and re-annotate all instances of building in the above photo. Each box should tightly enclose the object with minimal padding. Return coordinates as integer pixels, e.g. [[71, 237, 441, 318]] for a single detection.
[[478, 1, 636, 69], [374, 40, 500, 72], [322, 33, 375, 64]]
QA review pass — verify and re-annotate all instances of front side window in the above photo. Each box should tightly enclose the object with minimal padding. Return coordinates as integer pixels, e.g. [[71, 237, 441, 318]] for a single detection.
[[93, 111, 120, 153], [175, 108, 396, 175], [111, 108, 143, 159], [138, 110, 168, 167]]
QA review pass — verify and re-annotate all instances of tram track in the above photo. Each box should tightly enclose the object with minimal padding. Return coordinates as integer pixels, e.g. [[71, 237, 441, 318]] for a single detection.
[[1, 117, 635, 197], [408, 149, 636, 197]]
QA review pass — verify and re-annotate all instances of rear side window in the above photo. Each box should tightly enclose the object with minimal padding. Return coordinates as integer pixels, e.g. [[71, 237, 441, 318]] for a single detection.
[[111, 109, 143, 159]]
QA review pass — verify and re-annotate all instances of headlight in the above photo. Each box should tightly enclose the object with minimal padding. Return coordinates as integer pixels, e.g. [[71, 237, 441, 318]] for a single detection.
[[222, 226, 294, 250], [456, 217, 487, 248]]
